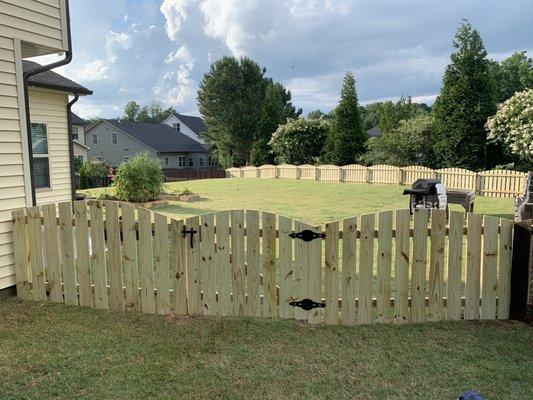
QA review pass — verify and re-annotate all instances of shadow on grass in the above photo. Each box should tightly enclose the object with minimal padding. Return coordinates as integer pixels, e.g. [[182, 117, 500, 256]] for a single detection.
[[153, 203, 217, 218]]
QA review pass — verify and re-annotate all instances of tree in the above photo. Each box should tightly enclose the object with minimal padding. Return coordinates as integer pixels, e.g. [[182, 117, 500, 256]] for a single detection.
[[308, 109, 333, 120], [491, 51, 533, 103], [486, 89, 533, 163], [377, 97, 429, 134], [269, 118, 330, 165], [360, 115, 438, 167], [250, 83, 286, 166], [433, 20, 496, 170], [322, 72, 367, 165], [198, 56, 267, 167], [122, 101, 175, 123], [123, 101, 140, 121]]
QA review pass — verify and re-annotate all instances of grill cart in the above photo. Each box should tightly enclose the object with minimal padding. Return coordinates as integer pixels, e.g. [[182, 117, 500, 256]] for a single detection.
[[403, 178, 475, 214], [403, 179, 447, 214]]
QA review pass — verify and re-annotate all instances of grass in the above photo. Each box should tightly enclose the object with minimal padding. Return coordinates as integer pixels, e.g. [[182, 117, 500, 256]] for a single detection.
[[0, 299, 531, 400], [83, 178, 515, 225]]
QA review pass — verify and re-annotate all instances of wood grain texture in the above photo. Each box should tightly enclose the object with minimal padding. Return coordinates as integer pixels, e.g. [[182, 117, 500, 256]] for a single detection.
[[428, 209, 446, 321], [230, 211, 246, 316], [497, 218, 513, 319], [42, 204, 62, 303], [74, 201, 92, 307], [105, 201, 124, 312], [121, 203, 139, 312], [58, 202, 77, 306], [410, 208, 428, 323], [324, 221, 339, 324], [481, 216, 498, 320], [12, 209, 30, 300], [138, 208, 155, 314], [200, 213, 216, 316], [154, 213, 170, 315], [262, 212, 277, 318], [358, 213, 374, 324], [376, 211, 392, 323], [278, 215, 294, 319], [215, 211, 232, 317], [170, 219, 187, 315], [465, 213, 482, 320], [185, 216, 201, 315], [27, 206, 45, 301], [89, 201, 108, 310], [446, 211, 463, 321], [341, 217, 357, 325], [394, 209, 410, 323], [246, 210, 261, 317]]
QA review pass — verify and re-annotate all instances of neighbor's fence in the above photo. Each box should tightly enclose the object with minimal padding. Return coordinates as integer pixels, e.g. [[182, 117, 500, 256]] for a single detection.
[[163, 168, 225, 182], [226, 165, 528, 198], [12, 201, 514, 325]]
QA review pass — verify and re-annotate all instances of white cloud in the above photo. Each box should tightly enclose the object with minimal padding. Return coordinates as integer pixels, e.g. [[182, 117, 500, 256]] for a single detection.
[[158, 45, 196, 106], [165, 46, 194, 66], [75, 59, 110, 81], [160, 0, 193, 41], [106, 30, 133, 58], [289, 0, 350, 18]]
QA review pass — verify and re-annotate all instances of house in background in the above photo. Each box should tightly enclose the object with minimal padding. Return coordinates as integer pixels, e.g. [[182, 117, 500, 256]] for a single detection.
[[70, 112, 90, 162], [85, 120, 210, 169], [367, 126, 382, 138], [0, 0, 91, 293], [163, 113, 208, 144]]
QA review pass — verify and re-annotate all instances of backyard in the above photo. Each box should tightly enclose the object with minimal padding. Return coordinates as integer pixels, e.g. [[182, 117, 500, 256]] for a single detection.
[[85, 178, 516, 224]]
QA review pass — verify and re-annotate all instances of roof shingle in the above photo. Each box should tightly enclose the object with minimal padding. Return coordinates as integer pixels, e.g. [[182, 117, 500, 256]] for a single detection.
[[23, 60, 92, 95]]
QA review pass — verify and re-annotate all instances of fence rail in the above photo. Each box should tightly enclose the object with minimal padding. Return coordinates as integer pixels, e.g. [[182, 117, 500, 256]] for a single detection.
[[226, 165, 528, 198], [12, 201, 514, 325]]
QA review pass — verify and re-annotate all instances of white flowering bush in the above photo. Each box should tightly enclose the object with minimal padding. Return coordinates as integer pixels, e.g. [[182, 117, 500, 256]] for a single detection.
[[486, 89, 533, 160]]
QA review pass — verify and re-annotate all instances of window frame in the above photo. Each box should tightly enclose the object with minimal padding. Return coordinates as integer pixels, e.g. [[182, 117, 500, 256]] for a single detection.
[[92, 132, 98, 145], [164, 156, 169, 166], [178, 156, 186, 167], [173, 122, 180, 130], [198, 156, 205, 167], [31, 122, 52, 191], [188, 157, 194, 167], [72, 126, 79, 141], [112, 132, 118, 145]]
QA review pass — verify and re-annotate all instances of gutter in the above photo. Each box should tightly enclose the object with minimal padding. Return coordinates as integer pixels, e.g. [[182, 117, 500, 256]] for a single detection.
[[22, 0, 73, 206], [67, 94, 79, 201]]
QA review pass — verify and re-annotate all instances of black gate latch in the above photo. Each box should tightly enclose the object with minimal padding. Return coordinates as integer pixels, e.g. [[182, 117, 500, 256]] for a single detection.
[[182, 225, 197, 248], [289, 229, 326, 242], [289, 299, 326, 310]]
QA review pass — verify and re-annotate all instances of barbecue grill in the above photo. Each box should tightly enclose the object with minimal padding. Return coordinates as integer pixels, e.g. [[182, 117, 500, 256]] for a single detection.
[[403, 179, 448, 214]]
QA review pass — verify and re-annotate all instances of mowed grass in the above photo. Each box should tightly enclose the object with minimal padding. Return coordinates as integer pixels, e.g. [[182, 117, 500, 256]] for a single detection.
[[84, 178, 515, 225], [1, 299, 531, 400]]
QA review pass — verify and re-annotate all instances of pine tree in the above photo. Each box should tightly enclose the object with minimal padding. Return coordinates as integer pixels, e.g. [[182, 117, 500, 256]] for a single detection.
[[433, 20, 496, 170], [323, 72, 367, 165]]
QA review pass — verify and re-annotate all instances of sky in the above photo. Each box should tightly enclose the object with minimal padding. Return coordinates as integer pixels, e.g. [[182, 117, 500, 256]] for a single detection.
[[33, 0, 533, 119]]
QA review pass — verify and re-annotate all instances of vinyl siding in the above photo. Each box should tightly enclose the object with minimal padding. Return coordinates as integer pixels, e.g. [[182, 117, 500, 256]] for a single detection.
[[0, 37, 27, 289], [29, 88, 72, 205], [0, 0, 67, 57]]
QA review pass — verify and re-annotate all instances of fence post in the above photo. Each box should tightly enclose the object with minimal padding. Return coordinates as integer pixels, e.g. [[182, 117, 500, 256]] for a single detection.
[[296, 166, 301, 180], [399, 167, 405, 185], [366, 167, 371, 184], [475, 173, 482, 195], [274, 166, 279, 179], [509, 219, 533, 322], [338, 166, 342, 183]]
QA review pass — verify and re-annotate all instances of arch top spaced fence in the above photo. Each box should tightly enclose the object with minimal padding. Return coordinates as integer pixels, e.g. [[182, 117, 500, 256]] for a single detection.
[[226, 164, 528, 198], [12, 200, 515, 325]]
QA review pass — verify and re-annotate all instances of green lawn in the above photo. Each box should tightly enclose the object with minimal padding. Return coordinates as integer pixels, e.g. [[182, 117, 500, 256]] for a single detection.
[[0, 299, 531, 400], [84, 178, 515, 225]]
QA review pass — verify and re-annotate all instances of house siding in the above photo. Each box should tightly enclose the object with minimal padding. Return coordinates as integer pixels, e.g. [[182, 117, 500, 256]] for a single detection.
[[86, 122, 158, 166], [164, 114, 205, 144], [159, 153, 207, 169]]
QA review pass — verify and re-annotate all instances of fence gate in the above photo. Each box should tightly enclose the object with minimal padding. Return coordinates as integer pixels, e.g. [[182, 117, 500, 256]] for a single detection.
[[12, 201, 517, 326]]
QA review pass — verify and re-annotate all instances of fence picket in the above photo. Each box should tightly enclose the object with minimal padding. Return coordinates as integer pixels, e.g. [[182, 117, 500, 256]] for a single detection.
[[215, 211, 232, 316], [230, 211, 246, 316], [246, 210, 261, 317], [428, 209, 446, 321], [341, 217, 357, 325], [307, 222, 323, 324], [481, 216, 499, 319], [411, 208, 428, 323], [121, 203, 139, 312], [12, 209, 29, 300], [358, 213, 374, 324], [138, 208, 154, 314], [105, 201, 123, 312], [324, 221, 339, 324], [446, 211, 464, 321], [89, 201, 108, 310], [377, 210, 392, 323], [465, 213, 482, 320], [293, 221, 308, 321], [200, 213, 216, 315], [27, 206, 45, 301], [497, 218, 513, 319], [394, 209, 410, 323], [170, 219, 187, 315], [58, 202, 77, 306], [263, 212, 277, 318], [74, 201, 92, 307], [185, 216, 201, 315], [278, 215, 293, 319], [42, 204, 62, 303], [154, 213, 170, 315]]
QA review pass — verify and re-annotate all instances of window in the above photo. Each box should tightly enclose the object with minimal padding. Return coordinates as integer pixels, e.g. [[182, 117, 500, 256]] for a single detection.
[[112, 132, 118, 145], [173, 122, 180, 130], [164, 156, 169, 166], [72, 126, 79, 140], [75, 154, 84, 163], [188, 157, 194, 167], [123, 156, 130, 162], [92, 133, 98, 145], [178, 156, 186, 167], [198, 156, 205, 167], [31, 123, 50, 189]]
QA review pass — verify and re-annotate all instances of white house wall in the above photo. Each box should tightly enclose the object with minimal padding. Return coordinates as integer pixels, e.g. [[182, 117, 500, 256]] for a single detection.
[[164, 114, 205, 144]]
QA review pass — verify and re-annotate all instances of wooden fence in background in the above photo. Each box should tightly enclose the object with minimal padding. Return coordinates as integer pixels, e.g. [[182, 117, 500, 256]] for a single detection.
[[12, 201, 514, 324], [226, 164, 528, 198]]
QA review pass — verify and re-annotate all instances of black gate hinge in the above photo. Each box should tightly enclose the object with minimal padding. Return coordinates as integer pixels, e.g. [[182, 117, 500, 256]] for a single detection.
[[289, 299, 326, 310], [289, 229, 326, 242], [182, 225, 197, 248]]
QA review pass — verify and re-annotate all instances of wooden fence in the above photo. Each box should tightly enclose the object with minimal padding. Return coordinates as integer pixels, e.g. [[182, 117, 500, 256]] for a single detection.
[[12, 201, 514, 324], [226, 165, 528, 198]]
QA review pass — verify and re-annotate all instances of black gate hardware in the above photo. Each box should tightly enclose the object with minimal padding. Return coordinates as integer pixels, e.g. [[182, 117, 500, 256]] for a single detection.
[[289, 229, 326, 242], [289, 299, 326, 310], [182, 225, 197, 248]]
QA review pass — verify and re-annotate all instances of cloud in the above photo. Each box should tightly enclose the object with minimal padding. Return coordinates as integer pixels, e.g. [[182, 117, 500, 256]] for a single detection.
[[160, 0, 193, 41], [158, 45, 196, 106], [289, 0, 350, 18], [75, 59, 110, 82]]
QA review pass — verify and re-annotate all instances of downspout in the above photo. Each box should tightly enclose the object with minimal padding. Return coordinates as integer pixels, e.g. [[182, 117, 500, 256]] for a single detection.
[[67, 94, 79, 201], [22, 0, 73, 206]]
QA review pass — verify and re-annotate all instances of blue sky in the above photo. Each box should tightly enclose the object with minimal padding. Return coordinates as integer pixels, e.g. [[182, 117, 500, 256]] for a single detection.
[[34, 0, 533, 119]]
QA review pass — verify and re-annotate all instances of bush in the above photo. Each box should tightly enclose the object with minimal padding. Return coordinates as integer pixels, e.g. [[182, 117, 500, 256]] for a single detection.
[[114, 154, 164, 203], [79, 161, 107, 189]]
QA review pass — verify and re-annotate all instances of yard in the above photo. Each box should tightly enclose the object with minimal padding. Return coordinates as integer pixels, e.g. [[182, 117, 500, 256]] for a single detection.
[[0, 299, 531, 399], [85, 178, 516, 224]]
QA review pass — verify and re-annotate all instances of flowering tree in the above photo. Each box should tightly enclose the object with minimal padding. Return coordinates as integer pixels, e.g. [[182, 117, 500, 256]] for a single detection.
[[486, 89, 533, 160]]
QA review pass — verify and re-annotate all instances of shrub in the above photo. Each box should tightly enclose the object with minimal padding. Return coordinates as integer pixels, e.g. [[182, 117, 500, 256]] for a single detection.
[[114, 154, 164, 203], [79, 161, 107, 189]]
